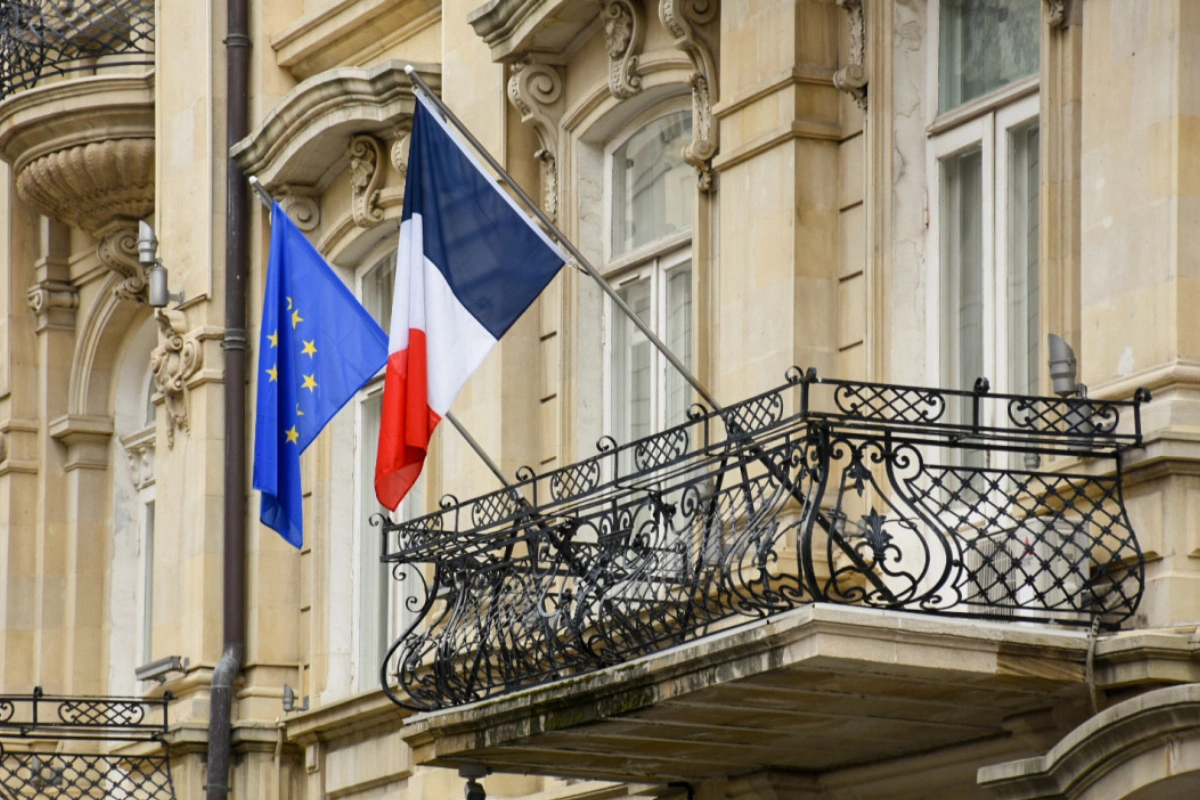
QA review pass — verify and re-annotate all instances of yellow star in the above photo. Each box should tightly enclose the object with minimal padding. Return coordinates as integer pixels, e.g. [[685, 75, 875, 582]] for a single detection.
[[287, 297, 293, 310], [302, 374, 318, 392], [301, 340, 317, 357], [267, 330, 278, 347], [291, 308, 304, 329], [266, 364, 278, 382], [284, 425, 300, 444], [296, 404, 304, 417]]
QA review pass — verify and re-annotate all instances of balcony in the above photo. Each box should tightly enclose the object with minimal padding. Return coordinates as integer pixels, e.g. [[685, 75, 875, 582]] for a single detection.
[[380, 370, 1148, 718], [0, 0, 154, 100]]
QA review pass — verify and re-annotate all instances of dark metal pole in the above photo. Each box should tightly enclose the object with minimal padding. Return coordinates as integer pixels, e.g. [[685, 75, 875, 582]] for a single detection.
[[207, 0, 250, 795], [402, 65, 722, 413]]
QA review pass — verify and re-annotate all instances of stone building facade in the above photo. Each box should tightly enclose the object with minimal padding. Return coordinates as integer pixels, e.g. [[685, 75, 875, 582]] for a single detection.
[[0, 1, 1198, 798]]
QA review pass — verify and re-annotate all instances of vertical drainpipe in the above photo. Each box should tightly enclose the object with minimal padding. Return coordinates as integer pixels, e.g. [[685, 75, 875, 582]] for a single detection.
[[207, 0, 250, 796]]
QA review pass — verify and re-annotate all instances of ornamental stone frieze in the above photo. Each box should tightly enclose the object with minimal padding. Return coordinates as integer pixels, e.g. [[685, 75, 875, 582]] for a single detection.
[[149, 308, 203, 449], [659, 0, 720, 191], [506, 61, 565, 221], [0, 73, 156, 302]]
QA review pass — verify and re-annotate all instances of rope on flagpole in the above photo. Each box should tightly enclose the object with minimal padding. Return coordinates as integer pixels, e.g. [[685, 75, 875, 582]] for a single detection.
[[403, 64, 723, 414]]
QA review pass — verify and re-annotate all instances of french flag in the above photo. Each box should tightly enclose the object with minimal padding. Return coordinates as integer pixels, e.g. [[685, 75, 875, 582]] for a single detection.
[[375, 94, 566, 510]]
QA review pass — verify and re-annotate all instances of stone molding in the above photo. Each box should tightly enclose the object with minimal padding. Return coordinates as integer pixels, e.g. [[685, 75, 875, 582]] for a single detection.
[[231, 61, 440, 199], [506, 61, 565, 220], [120, 427, 156, 491], [658, 0, 719, 191], [277, 185, 321, 232], [468, 0, 601, 62], [833, 0, 867, 110], [602, 0, 645, 100], [26, 279, 79, 332], [49, 414, 114, 472], [149, 309, 203, 449], [349, 134, 386, 227], [978, 683, 1200, 799]]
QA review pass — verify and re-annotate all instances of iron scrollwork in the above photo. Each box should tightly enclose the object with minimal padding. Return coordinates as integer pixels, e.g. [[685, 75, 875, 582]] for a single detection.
[[379, 372, 1150, 712]]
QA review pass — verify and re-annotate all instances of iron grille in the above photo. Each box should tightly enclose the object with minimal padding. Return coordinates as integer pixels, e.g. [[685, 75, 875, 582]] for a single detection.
[[380, 369, 1149, 711], [0, 689, 175, 799], [0, 0, 154, 101]]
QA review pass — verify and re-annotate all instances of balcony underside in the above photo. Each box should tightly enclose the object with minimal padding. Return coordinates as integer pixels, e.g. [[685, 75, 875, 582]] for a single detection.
[[400, 604, 1095, 782]]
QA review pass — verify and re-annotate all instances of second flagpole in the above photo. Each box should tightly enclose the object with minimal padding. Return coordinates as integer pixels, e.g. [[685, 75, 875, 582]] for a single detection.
[[403, 64, 723, 414]]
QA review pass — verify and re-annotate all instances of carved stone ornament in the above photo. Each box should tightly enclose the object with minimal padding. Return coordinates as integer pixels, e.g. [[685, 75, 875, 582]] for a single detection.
[[833, 0, 868, 110], [278, 185, 320, 231], [603, 0, 645, 99], [95, 220, 151, 303], [149, 308, 203, 449], [26, 279, 79, 331], [1045, 0, 1068, 29], [16, 138, 155, 232], [391, 120, 414, 182], [120, 428, 156, 491], [507, 61, 565, 220], [658, 0, 719, 192], [349, 135, 385, 228]]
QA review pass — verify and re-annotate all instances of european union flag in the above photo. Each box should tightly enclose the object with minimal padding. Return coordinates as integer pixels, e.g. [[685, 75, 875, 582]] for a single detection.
[[253, 202, 389, 547]]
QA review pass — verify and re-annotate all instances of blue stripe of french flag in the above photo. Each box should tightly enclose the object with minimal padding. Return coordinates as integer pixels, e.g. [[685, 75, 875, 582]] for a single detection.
[[375, 93, 567, 510]]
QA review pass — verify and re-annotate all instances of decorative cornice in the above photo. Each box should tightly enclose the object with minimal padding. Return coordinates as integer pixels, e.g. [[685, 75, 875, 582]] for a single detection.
[[602, 0, 644, 100], [231, 61, 440, 193], [149, 309, 203, 449], [507, 61, 565, 220], [49, 414, 114, 471], [832, 0, 867, 110], [658, 0, 719, 192], [468, 0, 600, 62], [26, 279, 79, 332], [349, 134, 386, 227]]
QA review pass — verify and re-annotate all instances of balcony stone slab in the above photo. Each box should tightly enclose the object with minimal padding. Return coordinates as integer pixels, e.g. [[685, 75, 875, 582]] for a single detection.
[[400, 604, 1101, 782]]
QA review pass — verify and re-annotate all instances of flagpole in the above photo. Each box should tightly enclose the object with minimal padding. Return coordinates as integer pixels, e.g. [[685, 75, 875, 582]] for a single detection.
[[444, 411, 516, 491], [403, 65, 723, 414]]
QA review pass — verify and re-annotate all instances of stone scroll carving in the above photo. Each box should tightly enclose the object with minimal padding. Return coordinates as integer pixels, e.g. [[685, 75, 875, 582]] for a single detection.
[[833, 0, 868, 110], [507, 61, 565, 221], [26, 280, 79, 331], [659, 0, 719, 192], [1044, 0, 1069, 29], [278, 185, 320, 231], [149, 308, 203, 449], [96, 221, 151, 304], [603, 0, 645, 99], [350, 135, 385, 228], [390, 120, 414, 182]]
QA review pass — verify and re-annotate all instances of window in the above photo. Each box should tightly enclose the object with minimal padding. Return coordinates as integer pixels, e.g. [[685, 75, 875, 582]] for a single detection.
[[938, 0, 1040, 111], [356, 249, 423, 689], [606, 109, 695, 446]]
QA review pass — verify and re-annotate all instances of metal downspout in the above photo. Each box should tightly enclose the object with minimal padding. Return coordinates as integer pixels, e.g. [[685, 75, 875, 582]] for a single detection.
[[207, 0, 250, 795]]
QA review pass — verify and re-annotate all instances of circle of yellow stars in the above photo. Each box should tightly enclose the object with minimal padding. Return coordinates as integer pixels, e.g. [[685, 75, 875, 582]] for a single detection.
[[264, 296, 321, 446]]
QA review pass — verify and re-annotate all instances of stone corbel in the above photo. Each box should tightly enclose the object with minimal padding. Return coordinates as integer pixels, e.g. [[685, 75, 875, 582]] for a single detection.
[[95, 220, 151, 303], [390, 119, 414, 183], [149, 308, 203, 449], [26, 280, 79, 332], [659, 0, 719, 192], [833, 0, 868, 110], [278, 185, 321, 231], [350, 135, 386, 228], [1044, 0, 1070, 30], [603, 0, 645, 99], [507, 61, 565, 220], [49, 415, 114, 472], [120, 427, 156, 490]]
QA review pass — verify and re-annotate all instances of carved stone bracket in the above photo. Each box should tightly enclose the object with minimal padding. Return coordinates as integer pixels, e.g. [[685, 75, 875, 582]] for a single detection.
[[659, 0, 719, 192], [350, 135, 386, 228], [278, 185, 321, 231], [26, 279, 79, 331], [95, 220, 150, 303], [603, 0, 645, 99], [1045, 0, 1069, 30], [833, 0, 868, 110], [507, 61, 565, 220], [120, 427, 156, 490], [391, 119, 414, 182], [150, 309, 203, 449]]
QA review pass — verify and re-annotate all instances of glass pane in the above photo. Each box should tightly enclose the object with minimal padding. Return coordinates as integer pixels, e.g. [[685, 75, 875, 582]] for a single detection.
[[612, 279, 653, 447], [611, 111, 694, 257], [1007, 124, 1040, 397], [358, 392, 388, 686], [143, 500, 155, 664], [942, 148, 985, 394], [664, 262, 693, 427], [939, 0, 1039, 111], [362, 252, 397, 333]]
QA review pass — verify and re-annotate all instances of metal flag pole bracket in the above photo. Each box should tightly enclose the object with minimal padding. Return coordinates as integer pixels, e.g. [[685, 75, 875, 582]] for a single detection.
[[402, 64, 721, 413], [247, 176, 274, 211]]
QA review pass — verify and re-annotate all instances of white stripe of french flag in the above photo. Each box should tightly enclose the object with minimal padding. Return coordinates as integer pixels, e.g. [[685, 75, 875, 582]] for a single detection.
[[375, 94, 566, 511]]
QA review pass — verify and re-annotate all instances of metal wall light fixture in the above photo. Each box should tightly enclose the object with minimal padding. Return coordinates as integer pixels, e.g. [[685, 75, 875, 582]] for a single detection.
[[281, 683, 309, 713], [1047, 333, 1083, 397], [139, 220, 185, 309]]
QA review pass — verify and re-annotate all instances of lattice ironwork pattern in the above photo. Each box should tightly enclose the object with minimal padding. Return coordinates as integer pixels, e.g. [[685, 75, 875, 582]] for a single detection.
[[0, 747, 174, 800], [0, 0, 154, 101], [379, 370, 1149, 711], [0, 688, 169, 741]]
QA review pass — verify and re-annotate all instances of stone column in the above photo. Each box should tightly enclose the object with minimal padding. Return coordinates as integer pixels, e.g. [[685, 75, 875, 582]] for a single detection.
[[1079, 0, 1200, 626]]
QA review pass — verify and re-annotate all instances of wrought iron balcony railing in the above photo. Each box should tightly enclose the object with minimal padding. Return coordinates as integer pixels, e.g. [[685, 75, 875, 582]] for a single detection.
[[0, 0, 154, 101], [379, 370, 1149, 712], [0, 688, 175, 799]]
